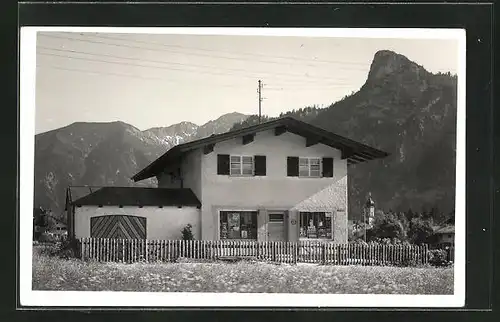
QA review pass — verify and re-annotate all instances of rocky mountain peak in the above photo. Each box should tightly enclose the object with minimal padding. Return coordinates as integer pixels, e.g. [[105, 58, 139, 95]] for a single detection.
[[365, 50, 429, 87]]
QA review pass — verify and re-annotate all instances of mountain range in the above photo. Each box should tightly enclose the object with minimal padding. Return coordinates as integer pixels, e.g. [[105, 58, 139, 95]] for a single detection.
[[34, 50, 457, 221], [34, 112, 249, 214]]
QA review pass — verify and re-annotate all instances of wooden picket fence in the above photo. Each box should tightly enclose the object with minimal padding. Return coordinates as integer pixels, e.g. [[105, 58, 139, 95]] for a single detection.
[[77, 238, 429, 266]]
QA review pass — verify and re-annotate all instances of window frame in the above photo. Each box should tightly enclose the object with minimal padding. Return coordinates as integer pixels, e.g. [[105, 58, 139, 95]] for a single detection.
[[298, 157, 322, 178], [219, 210, 258, 240], [229, 155, 255, 176], [298, 212, 333, 240]]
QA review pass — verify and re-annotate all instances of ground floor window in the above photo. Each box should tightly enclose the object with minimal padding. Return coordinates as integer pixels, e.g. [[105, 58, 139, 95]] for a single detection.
[[299, 212, 332, 239], [220, 211, 258, 240]]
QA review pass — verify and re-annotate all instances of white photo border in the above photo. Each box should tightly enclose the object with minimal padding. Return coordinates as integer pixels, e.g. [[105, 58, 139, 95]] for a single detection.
[[19, 27, 466, 308]]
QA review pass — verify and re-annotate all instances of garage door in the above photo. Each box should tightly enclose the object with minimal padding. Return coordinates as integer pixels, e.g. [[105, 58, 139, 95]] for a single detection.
[[90, 215, 147, 239]]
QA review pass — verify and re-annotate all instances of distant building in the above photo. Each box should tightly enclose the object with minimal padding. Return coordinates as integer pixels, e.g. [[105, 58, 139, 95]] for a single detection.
[[48, 222, 67, 236], [431, 225, 455, 248]]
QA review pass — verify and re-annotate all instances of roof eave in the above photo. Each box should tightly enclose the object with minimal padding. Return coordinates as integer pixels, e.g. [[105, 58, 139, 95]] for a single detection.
[[131, 116, 391, 180]]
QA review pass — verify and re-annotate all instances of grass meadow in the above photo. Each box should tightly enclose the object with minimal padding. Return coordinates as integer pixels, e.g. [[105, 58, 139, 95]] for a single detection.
[[32, 245, 453, 294]]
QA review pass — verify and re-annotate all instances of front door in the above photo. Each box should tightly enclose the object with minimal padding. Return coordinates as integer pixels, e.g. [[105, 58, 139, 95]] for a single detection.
[[268, 212, 286, 241]]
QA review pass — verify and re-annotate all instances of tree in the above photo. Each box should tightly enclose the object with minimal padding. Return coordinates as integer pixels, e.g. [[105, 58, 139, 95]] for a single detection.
[[33, 207, 48, 227], [405, 208, 416, 221], [408, 217, 434, 245], [444, 209, 455, 225], [397, 211, 410, 233], [368, 211, 406, 241], [33, 207, 49, 240]]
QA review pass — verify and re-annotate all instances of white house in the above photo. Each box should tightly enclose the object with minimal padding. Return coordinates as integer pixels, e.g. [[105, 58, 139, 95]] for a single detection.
[[66, 117, 389, 243], [432, 225, 455, 248]]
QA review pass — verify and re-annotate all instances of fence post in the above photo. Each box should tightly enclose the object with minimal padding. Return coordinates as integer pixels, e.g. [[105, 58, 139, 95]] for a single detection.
[[321, 242, 326, 265], [80, 238, 84, 260]]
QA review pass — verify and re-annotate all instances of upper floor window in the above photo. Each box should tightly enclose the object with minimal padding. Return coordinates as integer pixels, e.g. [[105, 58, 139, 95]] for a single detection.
[[217, 154, 266, 176], [287, 156, 334, 178], [230, 155, 254, 176], [299, 157, 321, 178]]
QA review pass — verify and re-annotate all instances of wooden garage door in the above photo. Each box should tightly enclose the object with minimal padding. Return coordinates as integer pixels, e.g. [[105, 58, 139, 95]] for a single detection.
[[90, 215, 147, 239]]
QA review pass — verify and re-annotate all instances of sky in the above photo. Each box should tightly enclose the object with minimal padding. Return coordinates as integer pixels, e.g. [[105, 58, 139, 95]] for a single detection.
[[34, 31, 459, 134]]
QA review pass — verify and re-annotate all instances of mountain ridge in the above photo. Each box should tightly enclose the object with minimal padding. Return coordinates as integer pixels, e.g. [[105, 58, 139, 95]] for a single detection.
[[34, 112, 249, 214]]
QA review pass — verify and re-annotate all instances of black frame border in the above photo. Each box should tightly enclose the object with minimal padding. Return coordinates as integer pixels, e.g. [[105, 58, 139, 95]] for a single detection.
[[5, 1, 495, 319]]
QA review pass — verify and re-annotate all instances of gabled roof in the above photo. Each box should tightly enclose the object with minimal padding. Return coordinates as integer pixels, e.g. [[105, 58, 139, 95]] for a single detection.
[[433, 225, 455, 234], [132, 116, 390, 182], [71, 187, 201, 208]]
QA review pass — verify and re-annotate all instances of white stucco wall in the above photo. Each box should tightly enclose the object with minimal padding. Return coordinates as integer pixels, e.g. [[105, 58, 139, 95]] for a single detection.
[[74, 205, 201, 240], [199, 129, 348, 240], [182, 149, 203, 200]]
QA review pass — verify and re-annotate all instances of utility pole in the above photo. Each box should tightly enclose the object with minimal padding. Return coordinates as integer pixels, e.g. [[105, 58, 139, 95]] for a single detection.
[[257, 80, 263, 124]]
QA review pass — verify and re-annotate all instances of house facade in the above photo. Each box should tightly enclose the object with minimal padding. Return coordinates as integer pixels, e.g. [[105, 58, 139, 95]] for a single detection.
[[67, 117, 388, 243], [431, 225, 455, 248]]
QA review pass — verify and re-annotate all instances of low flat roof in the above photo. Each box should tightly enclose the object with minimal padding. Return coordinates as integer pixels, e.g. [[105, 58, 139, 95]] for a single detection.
[[70, 187, 201, 208], [434, 225, 455, 234], [132, 116, 390, 182]]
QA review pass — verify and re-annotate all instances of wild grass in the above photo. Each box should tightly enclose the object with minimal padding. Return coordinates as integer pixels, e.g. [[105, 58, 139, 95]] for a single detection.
[[32, 246, 453, 294]]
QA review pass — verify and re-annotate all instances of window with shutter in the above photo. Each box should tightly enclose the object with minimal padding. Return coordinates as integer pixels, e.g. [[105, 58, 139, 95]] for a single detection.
[[217, 154, 230, 175], [322, 157, 334, 177], [298, 157, 322, 178], [254, 155, 267, 176], [309, 158, 321, 177], [242, 156, 254, 175], [299, 158, 309, 177], [228, 155, 254, 176], [287, 157, 299, 176], [230, 155, 241, 175]]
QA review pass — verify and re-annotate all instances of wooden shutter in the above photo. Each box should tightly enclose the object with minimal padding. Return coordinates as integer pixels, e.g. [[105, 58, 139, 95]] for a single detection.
[[322, 157, 334, 177], [287, 157, 299, 177], [217, 154, 230, 175], [254, 155, 267, 176]]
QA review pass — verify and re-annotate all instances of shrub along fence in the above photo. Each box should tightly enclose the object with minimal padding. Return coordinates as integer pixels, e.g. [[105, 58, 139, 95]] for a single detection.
[[77, 238, 429, 266]]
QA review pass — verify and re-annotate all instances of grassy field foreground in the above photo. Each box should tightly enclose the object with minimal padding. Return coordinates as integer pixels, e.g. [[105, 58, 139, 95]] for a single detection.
[[32, 247, 453, 294]]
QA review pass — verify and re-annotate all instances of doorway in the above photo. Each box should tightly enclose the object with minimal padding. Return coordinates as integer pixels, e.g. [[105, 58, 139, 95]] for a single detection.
[[267, 212, 286, 241]]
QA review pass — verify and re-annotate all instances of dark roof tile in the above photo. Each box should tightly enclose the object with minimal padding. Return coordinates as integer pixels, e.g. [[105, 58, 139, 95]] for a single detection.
[[71, 187, 201, 207]]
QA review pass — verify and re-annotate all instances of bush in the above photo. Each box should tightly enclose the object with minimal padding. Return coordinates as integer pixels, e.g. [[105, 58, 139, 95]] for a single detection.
[[428, 249, 450, 267], [35, 238, 78, 259], [181, 224, 194, 241], [55, 239, 79, 259], [38, 232, 58, 243], [408, 217, 434, 245]]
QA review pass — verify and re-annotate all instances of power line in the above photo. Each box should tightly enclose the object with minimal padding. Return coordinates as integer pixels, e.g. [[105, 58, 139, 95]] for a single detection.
[[37, 51, 356, 86], [36, 65, 244, 89], [37, 45, 356, 83], [39, 33, 370, 72], [38, 64, 349, 91], [91, 33, 372, 67]]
